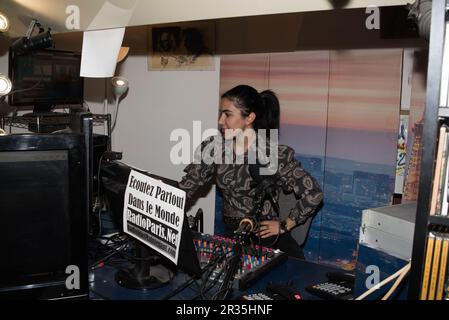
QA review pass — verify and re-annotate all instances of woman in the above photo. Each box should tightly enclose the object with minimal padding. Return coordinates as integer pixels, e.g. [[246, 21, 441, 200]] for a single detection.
[[179, 85, 323, 259]]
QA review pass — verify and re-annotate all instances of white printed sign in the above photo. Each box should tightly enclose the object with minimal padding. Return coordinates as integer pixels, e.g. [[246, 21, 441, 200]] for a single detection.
[[123, 170, 185, 264]]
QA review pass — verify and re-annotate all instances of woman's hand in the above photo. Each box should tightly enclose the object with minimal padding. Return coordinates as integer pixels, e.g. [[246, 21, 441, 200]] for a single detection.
[[256, 220, 285, 238]]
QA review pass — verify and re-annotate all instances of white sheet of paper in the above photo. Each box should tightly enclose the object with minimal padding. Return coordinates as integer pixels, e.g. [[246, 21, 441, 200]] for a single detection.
[[80, 27, 125, 78], [87, 0, 138, 31]]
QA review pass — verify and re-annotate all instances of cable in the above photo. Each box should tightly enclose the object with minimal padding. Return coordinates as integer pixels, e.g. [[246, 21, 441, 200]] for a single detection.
[[198, 248, 227, 299], [89, 235, 129, 269], [96, 155, 105, 203], [355, 262, 411, 300], [94, 235, 159, 264], [89, 251, 119, 270], [111, 98, 120, 132], [161, 247, 227, 301], [200, 250, 231, 299], [190, 245, 234, 300], [211, 287, 234, 300], [3, 78, 43, 97], [3, 65, 44, 100], [93, 154, 106, 237], [381, 263, 411, 300]]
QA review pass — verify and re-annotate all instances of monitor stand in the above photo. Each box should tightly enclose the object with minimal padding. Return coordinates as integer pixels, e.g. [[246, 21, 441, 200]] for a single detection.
[[22, 104, 69, 133], [115, 241, 175, 290]]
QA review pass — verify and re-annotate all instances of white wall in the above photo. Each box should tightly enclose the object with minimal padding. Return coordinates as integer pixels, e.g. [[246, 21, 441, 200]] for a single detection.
[[84, 55, 220, 234]]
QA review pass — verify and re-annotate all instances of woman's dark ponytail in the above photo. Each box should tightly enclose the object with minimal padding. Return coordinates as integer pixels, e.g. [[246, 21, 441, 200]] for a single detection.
[[258, 90, 280, 130]]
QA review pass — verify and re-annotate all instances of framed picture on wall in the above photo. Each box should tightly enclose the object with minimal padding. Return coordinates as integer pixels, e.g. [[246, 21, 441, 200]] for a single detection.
[[148, 21, 215, 71]]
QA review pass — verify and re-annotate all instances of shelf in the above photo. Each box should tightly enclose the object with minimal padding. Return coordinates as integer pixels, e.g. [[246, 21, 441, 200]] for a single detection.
[[409, 0, 449, 299], [429, 215, 449, 227], [439, 107, 449, 117], [0, 114, 109, 130]]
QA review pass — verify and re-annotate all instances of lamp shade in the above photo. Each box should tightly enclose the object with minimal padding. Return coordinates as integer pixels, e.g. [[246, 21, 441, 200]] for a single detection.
[[117, 47, 130, 63], [0, 74, 12, 96], [111, 76, 129, 98], [0, 12, 9, 33]]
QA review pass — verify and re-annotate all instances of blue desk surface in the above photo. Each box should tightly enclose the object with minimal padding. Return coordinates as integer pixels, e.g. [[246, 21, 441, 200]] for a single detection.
[[90, 258, 341, 300]]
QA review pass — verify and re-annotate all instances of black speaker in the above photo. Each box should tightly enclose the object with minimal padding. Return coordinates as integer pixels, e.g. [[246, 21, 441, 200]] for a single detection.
[[0, 134, 89, 299]]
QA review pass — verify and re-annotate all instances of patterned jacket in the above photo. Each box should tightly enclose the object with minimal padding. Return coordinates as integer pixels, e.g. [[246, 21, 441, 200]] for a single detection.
[[179, 137, 323, 226]]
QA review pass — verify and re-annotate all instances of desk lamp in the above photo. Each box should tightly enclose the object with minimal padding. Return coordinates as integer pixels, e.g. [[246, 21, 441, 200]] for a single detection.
[[0, 74, 12, 97], [0, 12, 9, 33], [111, 76, 129, 132]]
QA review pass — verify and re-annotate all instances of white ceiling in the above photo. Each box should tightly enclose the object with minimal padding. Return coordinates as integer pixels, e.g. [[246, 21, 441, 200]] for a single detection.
[[1, 0, 410, 38]]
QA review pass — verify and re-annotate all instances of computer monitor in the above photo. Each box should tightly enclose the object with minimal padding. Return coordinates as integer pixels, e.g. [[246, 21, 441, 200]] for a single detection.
[[0, 133, 89, 299], [8, 48, 84, 114], [100, 160, 202, 289]]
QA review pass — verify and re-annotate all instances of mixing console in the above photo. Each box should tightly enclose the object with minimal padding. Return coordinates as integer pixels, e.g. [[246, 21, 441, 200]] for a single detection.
[[192, 232, 288, 290]]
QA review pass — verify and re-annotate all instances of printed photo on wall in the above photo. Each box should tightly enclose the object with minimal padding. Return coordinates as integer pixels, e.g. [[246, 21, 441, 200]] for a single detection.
[[148, 22, 215, 71]]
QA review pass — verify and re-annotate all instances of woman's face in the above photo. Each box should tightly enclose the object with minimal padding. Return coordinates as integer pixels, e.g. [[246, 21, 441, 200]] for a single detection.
[[218, 98, 254, 140]]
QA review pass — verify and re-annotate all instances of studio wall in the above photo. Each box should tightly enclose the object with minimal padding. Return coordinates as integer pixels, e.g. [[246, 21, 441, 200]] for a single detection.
[[218, 48, 423, 268]]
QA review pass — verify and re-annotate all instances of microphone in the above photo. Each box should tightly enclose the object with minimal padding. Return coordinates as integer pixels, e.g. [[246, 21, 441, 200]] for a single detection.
[[249, 163, 280, 214], [234, 217, 257, 235]]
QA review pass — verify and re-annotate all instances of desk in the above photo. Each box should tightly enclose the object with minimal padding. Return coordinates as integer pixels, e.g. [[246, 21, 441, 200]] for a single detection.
[[90, 258, 341, 300]]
